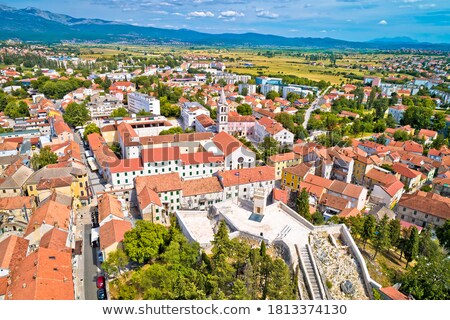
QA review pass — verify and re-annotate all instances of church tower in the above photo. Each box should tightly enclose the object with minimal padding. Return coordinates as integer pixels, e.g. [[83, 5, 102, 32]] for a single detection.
[[217, 88, 229, 133]]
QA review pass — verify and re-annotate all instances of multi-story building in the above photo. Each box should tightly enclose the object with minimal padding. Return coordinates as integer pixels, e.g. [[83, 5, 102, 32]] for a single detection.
[[181, 102, 210, 130], [268, 152, 302, 180], [397, 191, 450, 228], [88, 94, 124, 118], [388, 105, 408, 123], [254, 117, 295, 146], [128, 92, 160, 115], [281, 163, 316, 190]]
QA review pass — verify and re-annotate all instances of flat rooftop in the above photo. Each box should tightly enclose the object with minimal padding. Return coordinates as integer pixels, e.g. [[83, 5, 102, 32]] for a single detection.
[[214, 199, 312, 248], [176, 210, 215, 247]]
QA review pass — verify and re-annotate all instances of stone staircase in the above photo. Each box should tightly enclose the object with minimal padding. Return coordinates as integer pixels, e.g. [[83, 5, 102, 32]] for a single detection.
[[299, 245, 325, 300]]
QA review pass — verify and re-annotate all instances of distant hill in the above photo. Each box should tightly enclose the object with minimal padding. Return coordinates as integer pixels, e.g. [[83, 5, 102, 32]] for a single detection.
[[0, 5, 449, 50]]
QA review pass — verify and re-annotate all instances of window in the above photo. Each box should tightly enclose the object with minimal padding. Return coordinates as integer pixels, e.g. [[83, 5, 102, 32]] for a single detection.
[[125, 179, 128, 184], [125, 172, 128, 176], [413, 210, 417, 215], [401, 215, 405, 219], [30, 186, 33, 191], [156, 216, 160, 221], [403, 207, 406, 212], [117, 180, 120, 185]]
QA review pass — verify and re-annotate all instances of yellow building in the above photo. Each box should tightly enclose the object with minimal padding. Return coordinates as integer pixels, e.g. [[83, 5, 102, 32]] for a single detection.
[[353, 155, 375, 184], [100, 124, 119, 145], [26, 161, 89, 206], [268, 152, 301, 180], [281, 163, 315, 191]]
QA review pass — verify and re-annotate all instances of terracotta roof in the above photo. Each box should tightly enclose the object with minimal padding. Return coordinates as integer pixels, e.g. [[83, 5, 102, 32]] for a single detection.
[[140, 132, 213, 146], [196, 114, 216, 128], [36, 176, 73, 190], [298, 181, 326, 199], [181, 177, 223, 197], [0, 196, 35, 210], [382, 180, 405, 197], [269, 152, 296, 163], [180, 152, 224, 165], [329, 180, 365, 199], [135, 172, 182, 194], [6, 247, 74, 300], [303, 173, 334, 189], [398, 191, 450, 220], [392, 163, 422, 179], [404, 141, 423, 154], [53, 119, 71, 135], [365, 168, 399, 187], [338, 208, 361, 218], [98, 193, 124, 223], [109, 158, 143, 173], [39, 228, 70, 252], [0, 235, 29, 272], [283, 163, 314, 178], [212, 131, 246, 156], [218, 166, 275, 187], [87, 133, 105, 151], [228, 115, 256, 123], [418, 129, 437, 138], [0, 141, 18, 151], [141, 147, 181, 163], [380, 287, 409, 300], [99, 219, 132, 250], [273, 188, 288, 204], [320, 193, 350, 211], [138, 186, 162, 209], [24, 200, 71, 236]]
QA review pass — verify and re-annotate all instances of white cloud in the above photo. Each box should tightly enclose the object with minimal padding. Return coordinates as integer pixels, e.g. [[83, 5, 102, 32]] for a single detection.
[[402, 0, 421, 3], [320, 29, 327, 33], [172, 12, 184, 16], [219, 10, 245, 18], [419, 3, 436, 9], [188, 11, 215, 17], [256, 9, 279, 19], [288, 29, 299, 32], [378, 20, 388, 25], [153, 10, 168, 15]]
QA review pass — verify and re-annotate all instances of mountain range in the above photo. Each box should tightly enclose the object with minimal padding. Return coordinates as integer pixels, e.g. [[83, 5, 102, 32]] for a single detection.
[[0, 5, 449, 50]]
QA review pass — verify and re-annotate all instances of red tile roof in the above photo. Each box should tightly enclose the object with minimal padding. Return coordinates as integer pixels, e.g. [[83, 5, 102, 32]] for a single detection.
[[39, 228, 70, 252], [24, 200, 71, 236], [98, 193, 124, 223], [99, 219, 132, 250], [141, 147, 181, 163], [273, 188, 288, 204], [181, 177, 223, 197], [180, 152, 224, 165], [6, 247, 74, 300], [109, 158, 143, 173], [269, 152, 296, 163], [218, 166, 275, 187], [380, 287, 409, 300], [0, 235, 29, 273], [135, 172, 182, 194], [398, 191, 450, 220], [212, 131, 246, 156], [0, 196, 35, 210]]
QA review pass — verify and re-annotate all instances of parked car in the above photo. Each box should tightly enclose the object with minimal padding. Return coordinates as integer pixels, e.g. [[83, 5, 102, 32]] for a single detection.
[[98, 251, 104, 263], [96, 275, 105, 289], [97, 288, 107, 300]]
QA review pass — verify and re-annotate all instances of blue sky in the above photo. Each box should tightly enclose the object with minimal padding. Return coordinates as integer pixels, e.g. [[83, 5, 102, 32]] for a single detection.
[[2, 0, 450, 43]]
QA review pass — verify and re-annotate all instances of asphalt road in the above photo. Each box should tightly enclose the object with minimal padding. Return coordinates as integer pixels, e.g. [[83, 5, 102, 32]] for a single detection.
[[302, 86, 333, 129], [83, 224, 100, 300]]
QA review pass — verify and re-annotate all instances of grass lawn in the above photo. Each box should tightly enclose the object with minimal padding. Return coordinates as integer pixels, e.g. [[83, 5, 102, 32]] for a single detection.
[[357, 241, 407, 287]]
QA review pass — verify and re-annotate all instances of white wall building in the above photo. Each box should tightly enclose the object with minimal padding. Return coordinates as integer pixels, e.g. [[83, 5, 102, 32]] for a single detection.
[[128, 92, 161, 115]]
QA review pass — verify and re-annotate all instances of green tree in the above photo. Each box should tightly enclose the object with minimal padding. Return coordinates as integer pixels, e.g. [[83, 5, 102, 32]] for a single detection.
[[296, 188, 311, 222], [312, 211, 324, 225], [432, 112, 446, 132], [110, 107, 129, 118], [401, 248, 450, 299], [30, 146, 58, 170], [4, 100, 29, 119], [83, 123, 101, 140], [430, 134, 447, 150], [388, 219, 401, 251], [436, 220, 450, 252], [123, 220, 168, 263], [393, 130, 409, 142], [101, 249, 129, 278], [260, 137, 279, 162], [63, 102, 90, 127], [236, 104, 252, 115], [159, 127, 183, 135], [404, 226, 419, 268], [361, 215, 376, 249], [265, 90, 280, 100], [372, 214, 391, 259]]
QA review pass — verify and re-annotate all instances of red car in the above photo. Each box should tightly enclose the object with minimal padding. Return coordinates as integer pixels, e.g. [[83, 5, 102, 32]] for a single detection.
[[96, 275, 105, 289]]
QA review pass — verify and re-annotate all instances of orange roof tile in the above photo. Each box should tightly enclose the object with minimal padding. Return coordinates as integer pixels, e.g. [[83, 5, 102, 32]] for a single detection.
[[24, 200, 71, 236], [217, 166, 275, 187], [181, 177, 223, 197], [99, 219, 132, 250], [98, 193, 124, 223]]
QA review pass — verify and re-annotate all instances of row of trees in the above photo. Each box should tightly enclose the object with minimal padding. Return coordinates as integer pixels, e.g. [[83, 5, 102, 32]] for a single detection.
[[105, 220, 297, 300], [334, 214, 450, 299]]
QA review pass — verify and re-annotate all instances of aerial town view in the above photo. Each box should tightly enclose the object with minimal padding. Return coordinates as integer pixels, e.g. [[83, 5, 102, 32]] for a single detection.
[[0, 0, 449, 306]]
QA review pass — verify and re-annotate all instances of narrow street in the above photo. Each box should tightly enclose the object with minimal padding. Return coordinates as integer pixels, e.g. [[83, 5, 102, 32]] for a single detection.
[[83, 224, 101, 300], [302, 85, 333, 129]]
